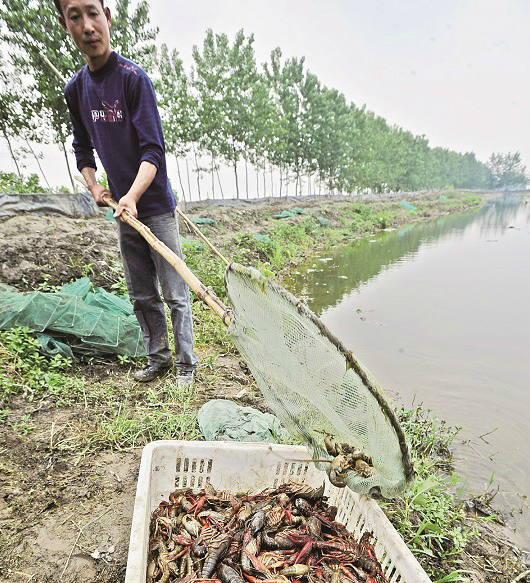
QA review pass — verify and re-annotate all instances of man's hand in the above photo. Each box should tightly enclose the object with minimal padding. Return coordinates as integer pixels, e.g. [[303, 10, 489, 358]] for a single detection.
[[89, 183, 112, 207], [113, 193, 138, 222]]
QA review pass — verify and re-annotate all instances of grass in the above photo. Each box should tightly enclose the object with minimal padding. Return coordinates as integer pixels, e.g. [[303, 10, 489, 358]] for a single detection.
[[93, 404, 201, 450], [380, 407, 480, 579], [0, 327, 85, 403]]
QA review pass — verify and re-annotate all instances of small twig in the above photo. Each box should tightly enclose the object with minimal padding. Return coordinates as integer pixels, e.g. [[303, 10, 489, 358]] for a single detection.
[[465, 553, 484, 572], [50, 421, 56, 450], [512, 569, 530, 582], [464, 441, 485, 459], [484, 556, 503, 574], [478, 427, 498, 444], [60, 508, 111, 579], [12, 572, 37, 580], [57, 511, 76, 528]]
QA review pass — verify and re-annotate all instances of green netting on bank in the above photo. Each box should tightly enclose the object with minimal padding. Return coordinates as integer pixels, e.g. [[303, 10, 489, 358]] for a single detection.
[[0, 278, 145, 357]]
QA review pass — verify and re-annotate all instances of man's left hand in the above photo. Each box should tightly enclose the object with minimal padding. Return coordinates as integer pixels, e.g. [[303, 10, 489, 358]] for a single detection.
[[114, 193, 138, 222]]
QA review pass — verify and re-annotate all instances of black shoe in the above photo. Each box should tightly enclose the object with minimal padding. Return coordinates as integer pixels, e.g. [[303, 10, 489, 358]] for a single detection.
[[177, 369, 195, 386], [133, 363, 172, 382]]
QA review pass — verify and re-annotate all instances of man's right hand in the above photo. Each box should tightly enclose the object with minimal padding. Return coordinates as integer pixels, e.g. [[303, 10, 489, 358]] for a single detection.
[[89, 184, 112, 207]]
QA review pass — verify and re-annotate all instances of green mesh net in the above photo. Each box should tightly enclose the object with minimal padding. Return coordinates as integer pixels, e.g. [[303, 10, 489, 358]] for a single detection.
[[225, 263, 414, 498], [0, 278, 144, 357]]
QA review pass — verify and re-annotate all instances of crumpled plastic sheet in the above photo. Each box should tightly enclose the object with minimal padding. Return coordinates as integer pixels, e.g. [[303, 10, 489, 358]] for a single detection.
[[0, 192, 99, 219], [198, 399, 288, 443]]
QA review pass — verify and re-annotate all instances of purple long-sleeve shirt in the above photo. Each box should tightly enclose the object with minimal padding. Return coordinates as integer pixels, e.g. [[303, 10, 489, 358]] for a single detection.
[[64, 51, 176, 219]]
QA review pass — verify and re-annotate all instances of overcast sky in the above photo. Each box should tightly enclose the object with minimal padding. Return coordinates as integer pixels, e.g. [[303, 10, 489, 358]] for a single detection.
[[1, 0, 529, 188]]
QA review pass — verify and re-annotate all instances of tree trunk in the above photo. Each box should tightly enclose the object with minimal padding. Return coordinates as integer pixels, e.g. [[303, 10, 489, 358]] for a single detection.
[[307, 174, 311, 196], [270, 165, 274, 197], [25, 139, 50, 190], [193, 146, 201, 200], [174, 155, 186, 202], [279, 167, 283, 197], [61, 140, 75, 191], [263, 168, 266, 198], [295, 172, 299, 196], [245, 158, 249, 198], [319, 176, 322, 196], [210, 152, 215, 199], [216, 168, 224, 199], [256, 164, 260, 198], [185, 158, 192, 199], [233, 160, 240, 199], [3, 130, 21, 178]]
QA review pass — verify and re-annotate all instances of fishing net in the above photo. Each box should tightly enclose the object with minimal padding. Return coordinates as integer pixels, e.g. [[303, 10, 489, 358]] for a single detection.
[[0, 278, 145, 357], [225, 263, 414, 498]]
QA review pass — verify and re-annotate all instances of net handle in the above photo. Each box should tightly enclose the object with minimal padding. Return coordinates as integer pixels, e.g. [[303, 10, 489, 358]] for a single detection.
[[175, 207, 230, 266], [74, 176, 232, 327]]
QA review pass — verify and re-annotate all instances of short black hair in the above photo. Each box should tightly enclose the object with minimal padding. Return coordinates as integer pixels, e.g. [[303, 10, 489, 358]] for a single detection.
[[53, 0, 105, 18]]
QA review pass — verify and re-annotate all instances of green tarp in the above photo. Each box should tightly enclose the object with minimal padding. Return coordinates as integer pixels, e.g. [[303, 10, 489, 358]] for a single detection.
[[190, 217, 215, 225], [253, 233, 271, 243], [399, 200, 416, 211], [273, 207, 306, 219], [272, 210, 294, 219], [197, 399, 288, 443]]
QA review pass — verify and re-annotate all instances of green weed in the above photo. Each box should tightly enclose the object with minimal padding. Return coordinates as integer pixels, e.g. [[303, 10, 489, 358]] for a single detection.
[[34, 273, 61, 293], [381, 407, 478, 579], [93, 403, 200, 449], [0, 328, 84, 403], [10, 414, 35, 436]]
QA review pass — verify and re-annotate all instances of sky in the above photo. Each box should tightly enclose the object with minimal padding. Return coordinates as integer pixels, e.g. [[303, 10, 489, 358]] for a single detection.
[[1, 0, 529, 189]]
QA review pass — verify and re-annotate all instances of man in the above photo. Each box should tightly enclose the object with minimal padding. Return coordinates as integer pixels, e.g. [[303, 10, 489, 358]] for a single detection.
[[55, 0, 198, 383]]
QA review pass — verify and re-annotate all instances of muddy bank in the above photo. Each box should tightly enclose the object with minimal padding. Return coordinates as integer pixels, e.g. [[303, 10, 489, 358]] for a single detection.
[[0, 190, 484, 290]]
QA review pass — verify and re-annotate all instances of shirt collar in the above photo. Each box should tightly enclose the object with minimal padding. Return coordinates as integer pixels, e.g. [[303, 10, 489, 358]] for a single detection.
[[87, 51, 118, 79]]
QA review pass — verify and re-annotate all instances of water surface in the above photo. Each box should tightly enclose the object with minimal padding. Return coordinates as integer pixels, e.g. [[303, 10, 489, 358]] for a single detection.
[[286, 195, 530, 547]]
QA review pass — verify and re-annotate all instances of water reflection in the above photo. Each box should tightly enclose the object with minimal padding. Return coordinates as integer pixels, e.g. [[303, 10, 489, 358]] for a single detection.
[[288, 195, 530, 315]]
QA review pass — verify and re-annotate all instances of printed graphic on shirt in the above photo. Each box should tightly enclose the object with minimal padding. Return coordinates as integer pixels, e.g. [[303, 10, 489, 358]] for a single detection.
[[118, 62, 138, 76], [91, 100, 123, 123]]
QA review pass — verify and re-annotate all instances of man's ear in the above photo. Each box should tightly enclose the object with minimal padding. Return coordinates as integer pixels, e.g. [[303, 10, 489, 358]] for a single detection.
[[104, 6, 112, 28], [58, 14, 69, 33]]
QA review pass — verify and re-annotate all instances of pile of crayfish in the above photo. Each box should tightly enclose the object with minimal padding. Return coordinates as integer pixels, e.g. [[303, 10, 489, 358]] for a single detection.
[[148, 481, 388, 583]]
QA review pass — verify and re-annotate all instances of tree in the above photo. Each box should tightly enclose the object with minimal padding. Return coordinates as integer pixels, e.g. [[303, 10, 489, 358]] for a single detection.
[[307, 84, 351, 194], [0, 54, 24, 177], [487, 152, 528, 190], [110, 0, 158, 69], [193, 29, 263, 199], [0, 0, 158, 190], [156, 44, 198, 201], [263, 49, 308, 195]]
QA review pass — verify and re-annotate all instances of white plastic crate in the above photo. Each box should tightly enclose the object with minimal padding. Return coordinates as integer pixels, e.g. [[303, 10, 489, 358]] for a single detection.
[[125, 440, 432, 583]]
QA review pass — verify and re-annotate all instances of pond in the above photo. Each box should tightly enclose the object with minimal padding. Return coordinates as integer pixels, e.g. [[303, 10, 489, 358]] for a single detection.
[[286, 195, 530, 548]]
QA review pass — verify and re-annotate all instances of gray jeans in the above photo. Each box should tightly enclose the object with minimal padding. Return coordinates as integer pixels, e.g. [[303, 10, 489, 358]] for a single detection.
[[117, 212, 198, 371]]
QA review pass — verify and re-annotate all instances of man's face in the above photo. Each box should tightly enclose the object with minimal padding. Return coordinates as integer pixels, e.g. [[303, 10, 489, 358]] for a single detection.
[[59, 0, 111, 62]]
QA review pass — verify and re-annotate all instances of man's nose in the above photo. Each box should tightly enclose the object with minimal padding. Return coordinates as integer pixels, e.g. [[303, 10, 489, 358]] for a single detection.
[[81, 15, 95, 34]]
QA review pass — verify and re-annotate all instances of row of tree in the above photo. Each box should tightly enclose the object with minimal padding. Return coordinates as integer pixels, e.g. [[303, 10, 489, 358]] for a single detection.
[[0, 1, 527, 196]]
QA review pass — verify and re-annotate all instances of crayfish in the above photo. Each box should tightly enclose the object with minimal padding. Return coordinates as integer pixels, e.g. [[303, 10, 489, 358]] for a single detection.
[[147, 480, 390, 583], [316, 432, 376, 487]]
